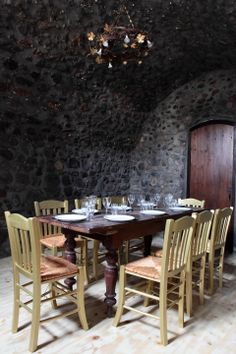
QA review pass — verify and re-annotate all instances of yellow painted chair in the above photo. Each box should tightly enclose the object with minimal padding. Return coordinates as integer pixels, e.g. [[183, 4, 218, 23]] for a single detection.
[[207, 207, 233, 295], [185, 210, 214, 317], [5, 211, 88, 352], [34, 200, 88, 284], [178, 198, 205, 208], [113, 215, 195, 346]]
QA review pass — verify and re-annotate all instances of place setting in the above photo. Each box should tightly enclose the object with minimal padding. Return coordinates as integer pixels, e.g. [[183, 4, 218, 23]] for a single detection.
[[102, 195, 136, 222]]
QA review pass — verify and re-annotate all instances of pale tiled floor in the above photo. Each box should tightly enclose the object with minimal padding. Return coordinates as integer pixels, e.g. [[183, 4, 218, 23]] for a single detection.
[[1, 250, 236, 354]]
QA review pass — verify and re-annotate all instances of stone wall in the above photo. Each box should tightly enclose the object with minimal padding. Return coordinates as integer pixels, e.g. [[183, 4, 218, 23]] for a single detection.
[[130, 70, 236, 203], [1, 1, 236, 257]]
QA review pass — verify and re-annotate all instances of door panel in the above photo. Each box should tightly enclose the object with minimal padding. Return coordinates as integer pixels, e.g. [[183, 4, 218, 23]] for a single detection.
[[189, 122, 234, 251]]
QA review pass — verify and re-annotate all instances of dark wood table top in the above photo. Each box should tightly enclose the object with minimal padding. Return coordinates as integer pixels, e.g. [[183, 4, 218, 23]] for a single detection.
[[37, 208, 198, 242]]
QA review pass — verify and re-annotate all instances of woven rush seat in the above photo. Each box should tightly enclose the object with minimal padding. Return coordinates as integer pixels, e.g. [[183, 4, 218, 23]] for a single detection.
[[40, 234, 86, 250], [113, 215, 195, 346], [40, 233, 66, 249], [5, 211, 88, 352], [40, 255, 79, 281], [153, 249, 163, 258], [125, 256, 162, 279]]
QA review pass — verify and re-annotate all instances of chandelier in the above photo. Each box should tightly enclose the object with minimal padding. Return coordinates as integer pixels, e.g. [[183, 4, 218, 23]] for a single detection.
[[87, 5, 153, 68]]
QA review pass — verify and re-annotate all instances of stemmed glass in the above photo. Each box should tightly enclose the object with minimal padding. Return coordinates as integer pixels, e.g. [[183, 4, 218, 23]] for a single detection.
[[128, 194, 135, 209], [153, 193, 161, 207], [164, 193, 177, 208], [102, 196, 111, 214]]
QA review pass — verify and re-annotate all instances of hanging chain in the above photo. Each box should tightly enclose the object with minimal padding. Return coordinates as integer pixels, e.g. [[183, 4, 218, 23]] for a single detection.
[[113, 4, 134, 28], [124, 5, 134, 28]]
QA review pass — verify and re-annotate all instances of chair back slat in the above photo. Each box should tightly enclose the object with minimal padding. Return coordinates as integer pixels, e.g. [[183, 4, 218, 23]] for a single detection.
[[211, 207, 233, 248], [5, 211, 40, 276], [34, 200, 68, 237], [162, 216, 195, 277], [110, 196, 128, 205], [191, 210, 213, 258], [74, 197, 102, 210], [178, 198, 205, 208]]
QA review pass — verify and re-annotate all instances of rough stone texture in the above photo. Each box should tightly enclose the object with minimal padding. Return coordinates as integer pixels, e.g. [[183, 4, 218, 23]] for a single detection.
[[130, 70, 236, 204], [1, 1, 236, 257]]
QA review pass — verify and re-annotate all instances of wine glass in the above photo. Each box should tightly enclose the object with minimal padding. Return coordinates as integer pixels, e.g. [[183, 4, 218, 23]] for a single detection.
[[128, 194, 135, 209], [164, 193, 177, 208], [153, 193, 161, 207], [102, 196, 111, 214]]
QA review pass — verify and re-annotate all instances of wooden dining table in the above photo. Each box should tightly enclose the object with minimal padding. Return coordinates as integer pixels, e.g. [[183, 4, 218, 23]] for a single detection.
[[37, 208, 197, 317]]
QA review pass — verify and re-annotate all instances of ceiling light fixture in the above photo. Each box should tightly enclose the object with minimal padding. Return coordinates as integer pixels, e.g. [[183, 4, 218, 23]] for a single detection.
[[87, 4, 153, 68]]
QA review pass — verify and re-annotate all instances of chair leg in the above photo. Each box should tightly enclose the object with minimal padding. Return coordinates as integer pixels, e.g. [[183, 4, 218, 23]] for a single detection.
[[50, 282, 58, 309], [144, 280, 153, 307], [208, 251, 215, 296], [82, 240, 89, 285], [160, 281, 168, 346], [218, 247, 225, 289], [29, 282, 41, 352], [178, 271, 185, 328], [186, 256, 192, 318], [113, 265, 126, 327], [93, 240, 100, 280], [77, 270, 88, 330], [12, 273, 20, 333], [52, 246, 57, 257], [199, 256, 206, 305]]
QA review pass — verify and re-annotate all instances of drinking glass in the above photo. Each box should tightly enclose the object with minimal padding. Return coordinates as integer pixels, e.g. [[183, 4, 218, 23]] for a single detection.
[[137, 194, 145, 207], [164, 193, 177, 208], [153, 193, 161, 207], [128, 194, 135, 208], [102, 196, 111, 214], [111, 203, 119, 215]]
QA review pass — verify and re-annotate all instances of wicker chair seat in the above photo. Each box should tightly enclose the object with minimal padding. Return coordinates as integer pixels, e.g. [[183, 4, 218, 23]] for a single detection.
[[40, 255, 78, 281], [125, 255, 162, 279]]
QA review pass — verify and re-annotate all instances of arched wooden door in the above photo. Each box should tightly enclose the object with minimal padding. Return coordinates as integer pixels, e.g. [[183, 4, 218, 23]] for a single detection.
[[188, 121, 235, 252]]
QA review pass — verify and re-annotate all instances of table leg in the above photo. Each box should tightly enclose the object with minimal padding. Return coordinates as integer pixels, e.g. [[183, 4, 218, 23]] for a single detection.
[[144, 235, 153, 256], [103, 245, 118, 317], [62, 228, 77, 290]]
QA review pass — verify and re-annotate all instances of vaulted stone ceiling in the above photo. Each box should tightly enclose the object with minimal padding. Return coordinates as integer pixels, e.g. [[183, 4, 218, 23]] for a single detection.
[[1, 0, 236, 257], [1, 0, 236, 115]]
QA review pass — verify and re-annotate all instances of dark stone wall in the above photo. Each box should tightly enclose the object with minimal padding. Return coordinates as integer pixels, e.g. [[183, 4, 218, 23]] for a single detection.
[[1, 1, 236, 256], [130, 70, 236, 202]]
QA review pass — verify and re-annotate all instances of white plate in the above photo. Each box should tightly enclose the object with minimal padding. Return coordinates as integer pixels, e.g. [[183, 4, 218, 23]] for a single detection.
[[170, 207, 191, 211], [140, 210, 166, 215], [137, 203, 156, 207], [54, 214, 87, 222], [109, 206, 132, 211], [71, 208, 99, 214], [104, 215, 135, 222]]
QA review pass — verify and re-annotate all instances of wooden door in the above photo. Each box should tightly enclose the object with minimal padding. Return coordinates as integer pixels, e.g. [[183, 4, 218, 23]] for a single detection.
[[188, 122, 234, 251]]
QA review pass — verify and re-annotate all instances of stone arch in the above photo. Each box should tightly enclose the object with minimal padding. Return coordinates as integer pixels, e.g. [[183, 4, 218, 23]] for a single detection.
[[129, 70, 236, 201]]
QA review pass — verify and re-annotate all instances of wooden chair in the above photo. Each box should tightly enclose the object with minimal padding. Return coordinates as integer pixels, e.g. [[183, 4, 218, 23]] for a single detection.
[[5, 211, 88, 352], [185, 210, 214, 317], [34, 200, 88, 284], [178, 198, 205, 208], [207, 207, 233, 295], [113, 215, 195, 345], [110, 195, 127, 205]]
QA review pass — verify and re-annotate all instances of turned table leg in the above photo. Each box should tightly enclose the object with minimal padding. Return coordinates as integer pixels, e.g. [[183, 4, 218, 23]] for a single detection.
[[103, 246, 118, 317], [62, 228, 77, 290]]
